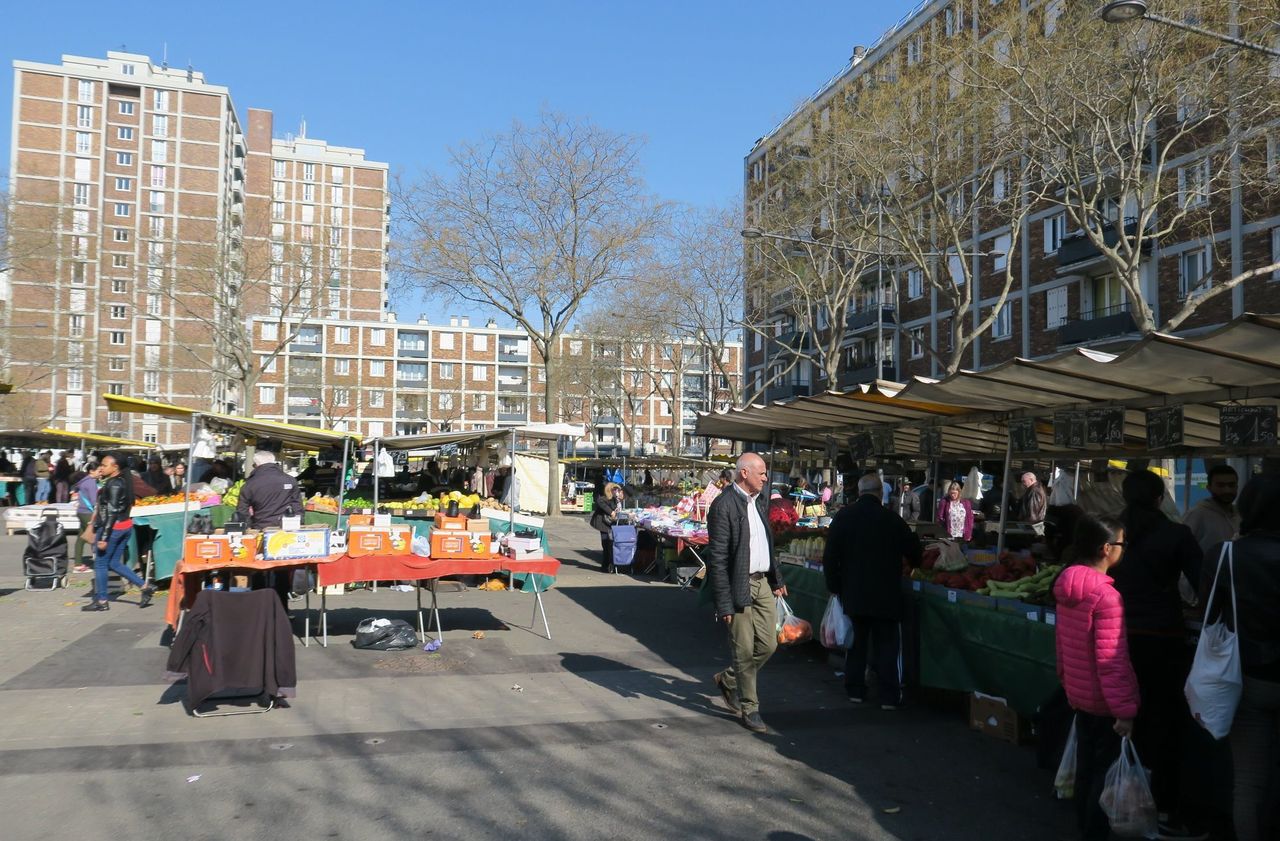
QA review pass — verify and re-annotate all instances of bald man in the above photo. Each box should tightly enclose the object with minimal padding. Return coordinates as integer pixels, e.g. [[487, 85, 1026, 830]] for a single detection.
[[707, 452, 787, 733]]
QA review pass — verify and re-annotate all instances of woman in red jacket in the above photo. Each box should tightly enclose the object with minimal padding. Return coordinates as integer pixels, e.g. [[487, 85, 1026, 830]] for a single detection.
[[1053, 513, 1140, 841]]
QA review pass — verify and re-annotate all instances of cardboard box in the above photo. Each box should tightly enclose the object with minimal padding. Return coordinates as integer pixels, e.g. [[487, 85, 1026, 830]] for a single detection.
[[347, 525, 413, 557], [507, 536, 541, 552], [183, 534, 259, 565], [434, 513, 468, 531], [346, 514, 375, 526], [431, 530, 492, 559], [506, 545, 544, 561], [467, 517, 489, 532], [260, 527, 330, 561], [969, 692, 1024, 744]]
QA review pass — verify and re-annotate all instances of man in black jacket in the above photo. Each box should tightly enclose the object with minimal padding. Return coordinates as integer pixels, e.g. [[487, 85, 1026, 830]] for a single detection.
[[707, 452, 787, 733], [235, 450, 301, 529], [824, 473, 922, 708], [889, 477, 921, 522]]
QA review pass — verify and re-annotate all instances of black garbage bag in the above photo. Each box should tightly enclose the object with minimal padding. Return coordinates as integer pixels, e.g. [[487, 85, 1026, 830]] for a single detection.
[[353, 618, 418, 651]]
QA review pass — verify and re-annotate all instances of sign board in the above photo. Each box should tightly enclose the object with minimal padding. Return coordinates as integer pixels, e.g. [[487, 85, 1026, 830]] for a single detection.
[[919, 427, 942, 457], [848, 433, 873, 461], [1086, 407, 1125, 446], [439, 443, 460, 456], [1219, 405, 1278, 448], [1145, 405, 1184, 450], [869, 428, 895, 456], [1009, 418, 1039, 454], [390, 449, 409, 467], [1053, 410, 1086, 448], [825, 436, 839, 463]]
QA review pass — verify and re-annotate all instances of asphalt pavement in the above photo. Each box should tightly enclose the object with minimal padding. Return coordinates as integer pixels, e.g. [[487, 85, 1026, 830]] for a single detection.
[[0, 514, 1075, 840]]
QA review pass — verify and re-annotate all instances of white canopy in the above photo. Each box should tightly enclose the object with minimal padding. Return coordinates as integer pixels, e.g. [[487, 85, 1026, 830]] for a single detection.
[[368, 423, 585, 451]]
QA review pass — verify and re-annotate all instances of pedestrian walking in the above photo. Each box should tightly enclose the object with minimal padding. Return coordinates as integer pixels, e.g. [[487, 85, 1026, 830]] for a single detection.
[[706, 453, 787, 733], [824, 473, 922, 709], [53, 452, 73, 503], [82, 453, 154, 612], [34, 450, 52, 502]]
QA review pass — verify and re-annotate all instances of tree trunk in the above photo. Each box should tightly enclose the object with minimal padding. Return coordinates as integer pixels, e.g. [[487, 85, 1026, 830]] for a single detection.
[[543, 353, 562, 516]]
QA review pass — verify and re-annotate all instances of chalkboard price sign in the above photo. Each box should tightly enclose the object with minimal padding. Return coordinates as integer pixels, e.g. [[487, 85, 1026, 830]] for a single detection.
[[1087, 407, 1125, 446], [920, 427, 942, 457], [870, 428, 895, 456], [1145, 405, 1184, 450], [1009, 418, 1039, 453], [825, 436, 839, 463], [849, 433, 873, 460], [1219, 405, 1278, 447], [1053, 410, 1087, 448]]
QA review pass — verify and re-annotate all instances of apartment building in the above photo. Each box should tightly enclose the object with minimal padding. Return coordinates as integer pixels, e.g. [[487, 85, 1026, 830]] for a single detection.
[[743, 0, 1280, 400], [248, 314, 742, 455], [3, 51, 390, 444]]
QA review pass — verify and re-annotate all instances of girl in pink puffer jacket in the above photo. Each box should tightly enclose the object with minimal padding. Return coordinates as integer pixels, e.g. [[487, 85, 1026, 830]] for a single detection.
[[1053, 513, 1140, 841]]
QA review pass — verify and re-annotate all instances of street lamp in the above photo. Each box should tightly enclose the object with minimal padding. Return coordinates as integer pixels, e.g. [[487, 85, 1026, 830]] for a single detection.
[[1098, 1, 1280, 57]]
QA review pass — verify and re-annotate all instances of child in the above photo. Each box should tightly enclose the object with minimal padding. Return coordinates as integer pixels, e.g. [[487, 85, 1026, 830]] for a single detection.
[[1053, 513, 1140, 840]]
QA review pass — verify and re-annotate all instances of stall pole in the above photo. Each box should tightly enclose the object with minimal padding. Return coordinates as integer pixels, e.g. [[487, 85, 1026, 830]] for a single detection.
[[372, 440, 380, 509], [994, 426, 1014, 558], [336, 436, 350, 530], [1073, 461, 1081, 499], [768, 432, 777, 489], [508, 427, 517, 538], [167, 414, 200, 588], [1182, 457, 1194, 516]]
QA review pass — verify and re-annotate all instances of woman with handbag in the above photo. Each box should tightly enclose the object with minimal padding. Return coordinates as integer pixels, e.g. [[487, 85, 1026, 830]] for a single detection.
[[590, 482, 622, 573], [1214, 476, 1280, 841], [1053, 513, 1139, 840]]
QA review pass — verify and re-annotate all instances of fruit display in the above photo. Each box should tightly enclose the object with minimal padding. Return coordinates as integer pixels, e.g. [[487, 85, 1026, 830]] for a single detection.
[[304, 494, 339, 514], [307, 491, 513, 514], [135, 491, 218, 509]]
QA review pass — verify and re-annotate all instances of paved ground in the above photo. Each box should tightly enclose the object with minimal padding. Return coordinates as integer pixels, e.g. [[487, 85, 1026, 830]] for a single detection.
[[0, 515, 1075, 841]]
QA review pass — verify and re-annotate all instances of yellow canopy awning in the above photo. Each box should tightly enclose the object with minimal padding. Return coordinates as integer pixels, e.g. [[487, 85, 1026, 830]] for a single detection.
[[101, 395, 361, 452], [0, 428, 155, 450]]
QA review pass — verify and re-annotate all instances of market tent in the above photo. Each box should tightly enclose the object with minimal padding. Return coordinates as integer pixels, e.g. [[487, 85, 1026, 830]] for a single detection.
[[566, 454, 731, 470], [368, 423, 584, 451], [1, 427, 155, 450], [101, 395, 361, 451]]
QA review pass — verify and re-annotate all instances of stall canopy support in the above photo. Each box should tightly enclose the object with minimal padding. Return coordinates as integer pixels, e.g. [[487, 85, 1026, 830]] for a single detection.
[[336, 436, 350, 529], [994, 426, 1014, 558]]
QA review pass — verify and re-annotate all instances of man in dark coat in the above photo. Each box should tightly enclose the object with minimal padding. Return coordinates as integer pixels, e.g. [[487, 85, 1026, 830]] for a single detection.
[[824, 473, 922, 708], [706, 452, 787, 733], [889, 477, 921, 522], [235, 450, 301, 529]]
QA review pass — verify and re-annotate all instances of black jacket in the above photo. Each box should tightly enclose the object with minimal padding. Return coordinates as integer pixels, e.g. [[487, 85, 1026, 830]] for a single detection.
[[1202, 533, 1280, 681], [824, 494, 922, 620], [1112, 510, 1202, 636], [706, 484, 781, 618], [92, 473, 134, 534], [165, 589, 297, 707], [142, 468, 172, 494], [590, 494, 618, 535], [889, 490, 921, 522], [235, 463, 301, 529]]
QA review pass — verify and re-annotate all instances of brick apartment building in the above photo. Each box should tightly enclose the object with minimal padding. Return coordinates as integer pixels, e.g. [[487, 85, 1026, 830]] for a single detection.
[[2, 51, 389, 444], [248, 313, 743, 456], [743, 1, 1280, 401]]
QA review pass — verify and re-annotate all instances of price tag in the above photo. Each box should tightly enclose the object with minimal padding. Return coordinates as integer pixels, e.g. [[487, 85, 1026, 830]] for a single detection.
[[912, 580, 922, 592], [281, 515, 301, 530], [947, 590, 958, 603], [374, 513, 392, 527], [1026, 610, 1039, 622], [1045, 611, 1056, 626]]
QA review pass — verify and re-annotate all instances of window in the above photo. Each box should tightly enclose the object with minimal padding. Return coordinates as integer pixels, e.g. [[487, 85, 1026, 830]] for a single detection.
[[259, 386, 277, 405], [116, 151, 133, 165], [75, 132, 92, 153], [331, 186, 343, 204], [150, 140, 167, 163], [334, 359, 350, 375], [271, 223, 285, 240], [144, 319, 161, 342], [438, 332, 455, 350], [472, 334, 487, 352], [992, 233, 1011, 272], [76, 105, 92, 128], [1044, 213, 1067, 254], [273, 160, 286, 178], [471, 364, 488, 381], [331, 166, 344, 183], [329, 227, 342, 245], [948, 254, 966, 286], [906, 33, 923, 65], [153, 90, 169, 111], [144, 346, 160, 366], [370, 328, 386, 346], [1178, 158, 1211, 208], [149, 191, 165, 213], [117, 126, 134, 141], [261, 355, 277, 374], [260, 322, 279, 341], [150, 166, 166, 187], [992, 168, 1007, 201], [945, 5, 963, 35], [1044, 0, 1064, 36], [149, 215, 164, 237], [906, 268, 924, 300], [151, 115, 168, 137], [68, 289, 87, 312], [569, 340, 582, 356], [114, 202, 130, 217], [73, 236, 89, 258], [109, 305, 126, 320], [473, 393, 488, 410], [303, 183, 315, 202], [147, 294, 161, 316], [109, 331, 126, 346], [909, 326, 926, 359], [70, 261, 86, 284], [272, 181, 286, 200], [439, 393, 454, 411], [327, 289, 340, 318], [120, 63, 136, 76], [1179, 246, 1211, 298], [328, 247, 340, 267], [300, 204, 314, 223], [143, 371, 160, 394], [369, 360, 386, 377], [76, 79, 95, 102], [73, 184, 91, 206], [303, 163, 315, 181], [330, 207, 342, 225], [119, 100, 134, 115], [111, 279, 127, 293], [112, 176, 130, 192], [335, 326, 351, 344], [107, 384, 125, 397], [68, 315, 85, 338], [438, 362, 455, 379], [991, 304, 1012, 340], [369, 391, 385, 408], [109, 357, 126, 372], [1039, 286, 1069, 330], [334, 388, 350, 407], [272, 201, 285, 221], [113, 228, 129, 242]]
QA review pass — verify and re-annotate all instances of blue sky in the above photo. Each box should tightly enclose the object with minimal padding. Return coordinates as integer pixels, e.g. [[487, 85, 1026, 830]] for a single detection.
[[2, 0, 914, 321]]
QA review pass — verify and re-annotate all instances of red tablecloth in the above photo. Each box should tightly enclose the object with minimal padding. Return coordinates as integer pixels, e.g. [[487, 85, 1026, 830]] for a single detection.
[[163, 554, 343, 628]]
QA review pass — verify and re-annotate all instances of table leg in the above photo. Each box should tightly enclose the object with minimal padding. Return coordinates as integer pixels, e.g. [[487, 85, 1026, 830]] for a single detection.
[[429, 581, 442, 641], [529, 574, 551, 640], [322, 588, 328, 648], [303, 585, 310, 648], [416, 583, 424, 643]]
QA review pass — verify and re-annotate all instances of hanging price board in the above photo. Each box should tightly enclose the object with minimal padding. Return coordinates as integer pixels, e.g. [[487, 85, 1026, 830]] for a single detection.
[[1145, 405, 1184, 450], [1219, 405, 1278, 447], [849, 433, 873, 460], [870, 428, 895, 456], [1053, 410, 1086, 448], [919, 427, 942, 457], [1009, 418, 1039, 454], [1086, 407, 1125, 446]]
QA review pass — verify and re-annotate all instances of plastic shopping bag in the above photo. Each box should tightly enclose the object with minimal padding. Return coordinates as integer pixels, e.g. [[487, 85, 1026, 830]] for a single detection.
[[1053, 717, 1077, 800], [1185, 542, 1243, 739], [1099, 737, 1158, 838], [820, 595, 853, 649], [775, 596, 813, 646]]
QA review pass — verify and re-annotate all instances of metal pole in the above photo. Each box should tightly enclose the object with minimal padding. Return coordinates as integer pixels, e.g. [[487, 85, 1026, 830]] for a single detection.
[[336, 436, 350, 530], [876, 197, 884, 382], [1073, 461, 1081, 499], [1183, 456, 1194, 516], [508, 427, 516, 538], [767, 432, 777, 491], [181, 414, 198, 536], [372, 440, 380, 509], [995, 426, 1014, 558]]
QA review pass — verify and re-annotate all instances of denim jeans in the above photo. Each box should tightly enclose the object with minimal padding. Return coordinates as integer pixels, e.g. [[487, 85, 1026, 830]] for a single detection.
[[94, 526, 144, 600], [35, 478, 51, 502]]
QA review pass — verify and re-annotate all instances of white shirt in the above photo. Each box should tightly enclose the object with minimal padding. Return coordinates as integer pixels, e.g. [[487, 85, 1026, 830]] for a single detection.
[[734, 481, 771, 574]]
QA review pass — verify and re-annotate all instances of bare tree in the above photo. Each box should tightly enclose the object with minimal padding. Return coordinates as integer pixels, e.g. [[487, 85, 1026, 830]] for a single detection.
[[991, 0, 1279, 334], [559, 324, 658, 457], [394, 110, 665, 514]]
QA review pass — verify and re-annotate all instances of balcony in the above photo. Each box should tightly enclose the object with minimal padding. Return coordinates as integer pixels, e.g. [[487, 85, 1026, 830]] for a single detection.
[[1057, 218, 1149, 269], [396, 409, 426, 419], [396, 378, 429, 390], [764, 383, 812, 403], [594, 413, 621, 425], [498, 340, 528, 362], [838, 360, 893, 390], [846, 306, 897, 334], [397, 345, 430, 358], [289, 338, 322, 353], [498, 378, 527, 393], [1056, 304, 1139, 347], [772, 330, 813, 352], [497, 411, 528, 423]]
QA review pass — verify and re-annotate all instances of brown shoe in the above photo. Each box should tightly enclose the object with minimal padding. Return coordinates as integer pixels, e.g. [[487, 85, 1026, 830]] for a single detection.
[[740, 711, 767, 733], [714, 671, 739, 713]]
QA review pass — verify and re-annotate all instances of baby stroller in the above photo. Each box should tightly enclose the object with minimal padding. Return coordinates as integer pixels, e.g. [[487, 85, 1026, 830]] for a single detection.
[[24, 510, 69, 590]]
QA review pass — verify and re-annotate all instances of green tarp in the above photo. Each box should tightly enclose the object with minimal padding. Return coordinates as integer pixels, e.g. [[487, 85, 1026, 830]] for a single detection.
[[135, 504, 231, 580]]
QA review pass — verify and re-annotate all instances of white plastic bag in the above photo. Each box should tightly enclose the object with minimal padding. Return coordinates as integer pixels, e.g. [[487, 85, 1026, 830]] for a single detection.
[[820, 595, 853, 649], [775, 596, 812, 646], [1099, 736, 1157, 838], [1185, 542, 1242, 739], [1054, 717, 1077, 800]]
